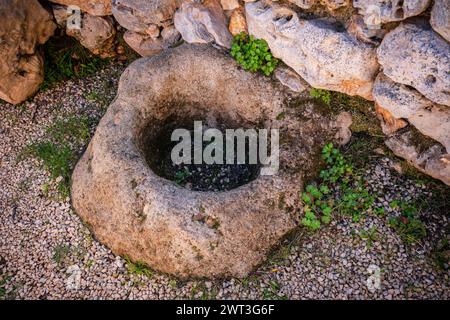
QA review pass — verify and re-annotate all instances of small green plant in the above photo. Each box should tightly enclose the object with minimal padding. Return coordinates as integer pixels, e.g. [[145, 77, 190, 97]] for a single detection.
[[230, 32, 278, 76], [388, 201, 426, 244], [358, 226, 378, 248], [41, 37, 108, 90], [301, 184, 333, 231], [125, 257, 153, 278], [0, 272, 17, 300], [310, 88, 332, 105], [432, 237, 449, 270], [320, 143, 353, 183], [85, 91, 99, 102], [174, 167, 192, 185], [339, 182, 374, 222], [190, 282, 217, 300], [262, 280, 287, 300], [0, 274, 9, 300], [52, 244, 71, 264], [169, 279, 178, 288], [301, 143, 374, 231]]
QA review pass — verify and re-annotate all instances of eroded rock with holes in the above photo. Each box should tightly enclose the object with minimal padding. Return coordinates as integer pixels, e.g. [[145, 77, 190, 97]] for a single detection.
[[289, 0, 349, 10], [174, 0, 233, 48], [65, 13, 116, 58], [123, 26, 181, 57], [377, 21, 450, 107], [112, 0, 179, 32], [346, 14, 387, 45], [274, 67, 308, 93], [246, 1, 379, 99], [353, 0, 430, 24], [374, 103, 408, 135], [373, 73, 450, 152], [431, 0, 450, 42], [72, 44, 349, 278], [321, 0, 349, 10], [49, 0, 112, 16], [386, 129, 450, 186], [287, 0, 315, 9], [0, 0, 56, 105]]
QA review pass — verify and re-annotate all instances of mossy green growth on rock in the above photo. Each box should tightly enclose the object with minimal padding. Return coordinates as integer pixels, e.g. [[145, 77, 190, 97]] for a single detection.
[[230, 32, 278, 76], [307, 89, 383, 137]]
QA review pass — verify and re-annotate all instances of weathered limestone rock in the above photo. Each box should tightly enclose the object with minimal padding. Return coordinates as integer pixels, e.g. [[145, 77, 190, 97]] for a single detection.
[[386, 130, 450, 186], [72, 44, 347, 278], [274, 67, 308, 93], [377, 22, 450, 107], [0, 0, 56, 105], [346, 14, 386, 45], [353, 0, 430, 24], [321, 0, 349, 11], [65, 13, 116, 58], [246, 1, 379, 99], [53, 4, 71, 27], [123, 26, 181, 57], [221, 0, 240, 11], [375, 103, 408, 135], [229, 7, 248, 35], [334, 111, 353, 145], [289, 0, 349, 11], [49, 0, 112, 16], [373, 73, 450, 152], [287, 0, 315, 9], [174, 0, 233, 48], [112, 0, 179, 32], [430, 0, 450, 42]]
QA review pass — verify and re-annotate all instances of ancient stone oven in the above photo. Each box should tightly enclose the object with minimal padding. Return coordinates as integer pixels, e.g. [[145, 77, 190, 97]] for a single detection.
[[72, 44, 346, 278]]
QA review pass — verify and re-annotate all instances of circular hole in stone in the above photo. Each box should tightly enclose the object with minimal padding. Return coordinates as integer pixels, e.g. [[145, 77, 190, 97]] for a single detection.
[[139, 114, 261, 192]]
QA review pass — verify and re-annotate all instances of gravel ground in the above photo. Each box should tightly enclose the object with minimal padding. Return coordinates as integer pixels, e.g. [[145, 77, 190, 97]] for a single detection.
[[0, 62, 449, 300]]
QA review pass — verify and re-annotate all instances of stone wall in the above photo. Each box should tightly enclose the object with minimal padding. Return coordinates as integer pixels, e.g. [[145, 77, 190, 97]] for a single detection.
[[0, 0, 448, 184]]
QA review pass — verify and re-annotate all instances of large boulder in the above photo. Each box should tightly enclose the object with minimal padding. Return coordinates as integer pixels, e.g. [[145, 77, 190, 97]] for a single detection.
[[377, 22, 450, 107], [430, 0, 450, 42], [0, 0, 56, 105], [174, 0, 233, 48], [72, 44, 347, 278], [373, 73, 450, 152], [353, 0, 430, 24], [49, 0, 112, 16], [246, 1, 379, 100], [112, 0, 179, 32]]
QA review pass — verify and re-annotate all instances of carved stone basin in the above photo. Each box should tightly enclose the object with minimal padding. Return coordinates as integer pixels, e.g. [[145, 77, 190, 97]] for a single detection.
[[72, 44, 345, 278]]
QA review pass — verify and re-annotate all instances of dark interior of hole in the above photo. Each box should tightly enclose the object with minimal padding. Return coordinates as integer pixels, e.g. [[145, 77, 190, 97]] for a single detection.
[[139, 115, 262, 192]]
